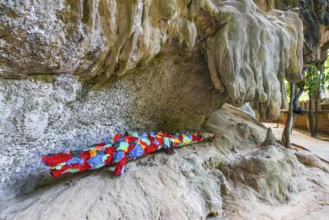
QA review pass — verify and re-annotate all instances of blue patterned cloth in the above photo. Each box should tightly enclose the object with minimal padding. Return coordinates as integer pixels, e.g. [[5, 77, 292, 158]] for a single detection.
[[127, 145, 144, 159], [87, 153, 104, 169], [67, 157, 85, 165], [113, 150, 125, 163]]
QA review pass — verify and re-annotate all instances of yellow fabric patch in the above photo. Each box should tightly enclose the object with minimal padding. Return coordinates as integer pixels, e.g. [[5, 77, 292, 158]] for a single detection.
[[90, 149, 97, 157]]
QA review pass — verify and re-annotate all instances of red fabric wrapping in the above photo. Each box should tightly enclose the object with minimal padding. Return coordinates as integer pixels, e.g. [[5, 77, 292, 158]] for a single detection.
[[124, 136, 138, 143], [80, 151, 91, 161], [43, 132, 213, 178], [128, 145, 134, 152], [51, 169, 64, 177], [148, 136, 155, 144], [139, 140, 148, 149], [94, 143, 106, 150], [51, 162, 92, 177], [114, 154, 126, 176], [42, 153, 72, 167], [144, 144, 158, 155], [104, 147, 116, 165], [192, 134, 203, 142], [71, 163, 91, 171], [113, 134, 121, 142], [156, 136, 164, 146]]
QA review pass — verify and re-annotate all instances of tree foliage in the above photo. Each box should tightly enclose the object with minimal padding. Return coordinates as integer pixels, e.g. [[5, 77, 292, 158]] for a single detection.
[[304, 62, 329, 137], [304, 64, 329, 95]]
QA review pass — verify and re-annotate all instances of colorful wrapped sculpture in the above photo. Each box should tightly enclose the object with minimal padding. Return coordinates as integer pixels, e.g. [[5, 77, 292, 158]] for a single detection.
[[42, 131, 214, 177]]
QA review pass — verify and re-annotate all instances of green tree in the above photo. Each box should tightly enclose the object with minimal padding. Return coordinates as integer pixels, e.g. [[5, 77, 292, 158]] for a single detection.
[[304, 63, 329, 137]]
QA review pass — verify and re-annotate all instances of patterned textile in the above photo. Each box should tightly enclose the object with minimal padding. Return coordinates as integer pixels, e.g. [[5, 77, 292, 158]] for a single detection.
[[42, 131, 214, 177]]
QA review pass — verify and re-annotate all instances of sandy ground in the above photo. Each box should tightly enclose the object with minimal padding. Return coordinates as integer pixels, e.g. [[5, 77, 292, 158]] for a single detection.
[[222, 156, 329, 220], [264, 123, 329, 162]]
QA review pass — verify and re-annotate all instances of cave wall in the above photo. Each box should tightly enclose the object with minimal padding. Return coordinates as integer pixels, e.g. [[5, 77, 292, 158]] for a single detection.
[[275, 0, 329, 64], [0, 0, 304, 200], [204, 1, 303, 119], [0, 47, 223, 200], [0, 0, 304, 115]]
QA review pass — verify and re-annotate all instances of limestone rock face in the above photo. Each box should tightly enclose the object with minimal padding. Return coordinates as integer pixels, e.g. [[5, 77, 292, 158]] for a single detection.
[[0, 105, 307, 219], [275, 0, 329, 63], [228, 145, 299, 204], [0, 0, 305, 200], [205, 1, 303, 119], [0, 1, 303, 114], [298, 0, 329, 63], [0, 0, 163, 78], [0, 48, 222, 200]]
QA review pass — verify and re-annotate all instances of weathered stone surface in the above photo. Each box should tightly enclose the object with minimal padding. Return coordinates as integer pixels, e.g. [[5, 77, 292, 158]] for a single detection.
[[261, 127, 281, 147], [0, 0, 163, 78], [275, 0, 329, 64], [295, 151, 329, 172], [0, 0, 304, 116], [299, 0, 329, 64], [228, 145, 299, 204], [0, 48, 222, 200], [205, 1, 303, 119], [0, 104, 307, 219], [0, 0, 306, 201]]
